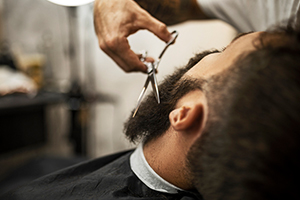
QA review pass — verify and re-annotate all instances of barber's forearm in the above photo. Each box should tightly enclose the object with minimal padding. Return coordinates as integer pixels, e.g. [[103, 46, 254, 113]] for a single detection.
[[135, 0, 209, 25]]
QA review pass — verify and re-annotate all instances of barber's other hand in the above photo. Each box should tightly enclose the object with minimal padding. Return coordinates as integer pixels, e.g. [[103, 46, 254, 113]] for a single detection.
[[94, 0, 171, 73]]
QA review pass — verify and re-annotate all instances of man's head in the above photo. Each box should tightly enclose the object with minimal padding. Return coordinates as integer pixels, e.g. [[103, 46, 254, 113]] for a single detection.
[[187, 24, 300, 199], [124, 17, 300, 199], [124, 31, 287, 145]]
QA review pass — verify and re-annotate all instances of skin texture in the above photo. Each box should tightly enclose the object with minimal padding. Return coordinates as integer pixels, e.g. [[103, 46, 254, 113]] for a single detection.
[[93, 0, 207, 73], [142, 32, 262, 189]]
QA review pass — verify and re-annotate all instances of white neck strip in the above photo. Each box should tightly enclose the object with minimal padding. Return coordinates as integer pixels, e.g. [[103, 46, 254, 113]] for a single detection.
[[130, 142, 184, 194]]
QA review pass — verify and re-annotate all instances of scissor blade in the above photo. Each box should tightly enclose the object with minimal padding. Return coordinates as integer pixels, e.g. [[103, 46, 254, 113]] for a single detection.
[[150, 68, 160, 104], [132, 77, 150, 117]]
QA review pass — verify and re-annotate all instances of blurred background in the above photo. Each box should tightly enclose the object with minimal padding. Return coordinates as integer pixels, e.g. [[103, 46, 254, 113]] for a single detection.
[[0, 0, 237, 194]]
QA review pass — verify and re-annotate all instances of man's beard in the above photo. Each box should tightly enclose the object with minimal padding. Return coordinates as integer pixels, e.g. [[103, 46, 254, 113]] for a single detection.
[[123, 50, 219, 144]]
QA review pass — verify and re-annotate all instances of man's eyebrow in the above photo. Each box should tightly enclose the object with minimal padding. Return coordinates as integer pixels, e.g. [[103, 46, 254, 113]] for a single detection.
[[222, 31, 254, 51]]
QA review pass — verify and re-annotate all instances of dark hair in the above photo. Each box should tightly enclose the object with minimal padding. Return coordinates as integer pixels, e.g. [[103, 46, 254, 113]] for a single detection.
[[188, 17, 300, 200]]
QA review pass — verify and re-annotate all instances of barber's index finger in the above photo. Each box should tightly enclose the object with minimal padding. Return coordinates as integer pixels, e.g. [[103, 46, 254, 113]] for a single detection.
[[136, 12, 172, 43]]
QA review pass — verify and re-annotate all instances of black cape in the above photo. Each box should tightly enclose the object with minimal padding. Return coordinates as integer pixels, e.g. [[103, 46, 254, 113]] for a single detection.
[[2, 150, 202, 200]]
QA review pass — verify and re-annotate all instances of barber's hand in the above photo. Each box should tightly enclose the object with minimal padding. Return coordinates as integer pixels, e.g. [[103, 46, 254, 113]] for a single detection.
[[94, 0, 171, 73]]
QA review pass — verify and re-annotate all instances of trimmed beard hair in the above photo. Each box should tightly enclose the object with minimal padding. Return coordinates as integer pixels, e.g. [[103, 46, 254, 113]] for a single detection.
[[123, 50, 220, 144]]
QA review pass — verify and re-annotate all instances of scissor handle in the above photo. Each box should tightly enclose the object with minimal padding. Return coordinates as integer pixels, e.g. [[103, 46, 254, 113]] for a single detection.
[[158, 30, 179, 59]]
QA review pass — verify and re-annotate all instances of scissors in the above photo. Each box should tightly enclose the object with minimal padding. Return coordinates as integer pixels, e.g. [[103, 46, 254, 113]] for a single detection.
[[132, 30, 179, 117]]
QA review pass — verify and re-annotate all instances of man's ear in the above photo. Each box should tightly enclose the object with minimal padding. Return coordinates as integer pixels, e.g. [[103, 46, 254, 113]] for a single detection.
[[169, 104, 204, 131]]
